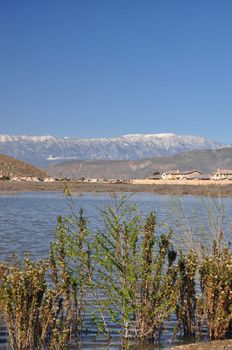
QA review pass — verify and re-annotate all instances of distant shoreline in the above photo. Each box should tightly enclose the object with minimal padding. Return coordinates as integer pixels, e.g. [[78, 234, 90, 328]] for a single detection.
[[0, 179, 232, 197]]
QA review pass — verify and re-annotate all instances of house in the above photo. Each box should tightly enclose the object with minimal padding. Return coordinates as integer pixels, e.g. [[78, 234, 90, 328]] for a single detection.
[[211, 169, 232, 180], [161, 169, 203, 180]]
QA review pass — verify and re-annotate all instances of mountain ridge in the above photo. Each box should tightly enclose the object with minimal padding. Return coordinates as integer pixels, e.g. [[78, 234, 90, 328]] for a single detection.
[[47, 147, 232, 179], [0, 133, 228, 167]]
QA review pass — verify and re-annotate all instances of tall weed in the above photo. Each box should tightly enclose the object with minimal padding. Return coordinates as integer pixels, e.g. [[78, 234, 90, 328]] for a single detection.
[[93, 195, 178, 343]]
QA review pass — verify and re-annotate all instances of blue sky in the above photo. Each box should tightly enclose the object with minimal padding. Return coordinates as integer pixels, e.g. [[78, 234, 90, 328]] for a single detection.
[[0, 1, 232, 142]]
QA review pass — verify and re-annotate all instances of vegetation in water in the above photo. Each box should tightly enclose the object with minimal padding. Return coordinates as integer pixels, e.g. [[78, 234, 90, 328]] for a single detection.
[[1, 194, 232, 349], [0, 256, 67, 350], [93, 195, 178, 344], [197, 240, 232, 340], [175, 250, 198, 338]]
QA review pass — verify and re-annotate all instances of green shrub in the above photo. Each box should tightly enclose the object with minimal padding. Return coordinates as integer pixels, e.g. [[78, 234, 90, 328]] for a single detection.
[[93, 195, 178, 343]]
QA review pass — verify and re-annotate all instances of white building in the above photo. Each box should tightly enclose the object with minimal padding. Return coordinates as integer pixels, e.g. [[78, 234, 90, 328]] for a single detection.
[[211, 169, 232, 180], [161, 169, 203, 180]]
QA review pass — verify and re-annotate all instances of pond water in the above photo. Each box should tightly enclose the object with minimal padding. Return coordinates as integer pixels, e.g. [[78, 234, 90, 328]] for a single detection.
[[1, 192, 232, 349]]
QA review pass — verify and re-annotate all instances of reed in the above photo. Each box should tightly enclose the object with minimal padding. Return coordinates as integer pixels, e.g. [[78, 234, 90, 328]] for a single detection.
[[0, 256, 62, 350], [0, 209, 90, 349], [175, 250, 198, 337], [197, 240, 232, 340]]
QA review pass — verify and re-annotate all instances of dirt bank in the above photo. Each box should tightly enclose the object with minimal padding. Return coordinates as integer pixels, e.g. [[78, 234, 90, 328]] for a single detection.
[[0, 180, 232, 197], [171, 339, 232, 350]]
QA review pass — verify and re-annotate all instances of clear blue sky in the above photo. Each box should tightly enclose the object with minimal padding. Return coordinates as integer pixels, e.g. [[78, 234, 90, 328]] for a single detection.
[[0, 1, 232, 142]]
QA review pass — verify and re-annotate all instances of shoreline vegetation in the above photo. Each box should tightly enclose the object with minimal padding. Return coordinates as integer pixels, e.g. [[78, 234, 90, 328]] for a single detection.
[[1, 194, 232, 349], [1, 179, 232, 197]]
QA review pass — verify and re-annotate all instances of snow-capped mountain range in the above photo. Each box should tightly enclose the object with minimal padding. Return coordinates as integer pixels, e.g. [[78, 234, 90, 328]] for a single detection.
[[0, 133, 228, 167]]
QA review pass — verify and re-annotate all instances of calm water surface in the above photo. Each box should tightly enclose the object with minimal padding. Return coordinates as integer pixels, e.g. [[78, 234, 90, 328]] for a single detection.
[[1, 192, 232, 349]]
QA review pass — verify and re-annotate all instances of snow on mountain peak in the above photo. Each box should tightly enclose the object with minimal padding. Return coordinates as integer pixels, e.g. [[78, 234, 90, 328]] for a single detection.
[[122, 133, 176, 139], [0, 134, 55, 142], [0, 132, 227, 167]]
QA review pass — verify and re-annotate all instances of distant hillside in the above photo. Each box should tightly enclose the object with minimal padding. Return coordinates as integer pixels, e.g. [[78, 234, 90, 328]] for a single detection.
[[0, 133, 227, 167], [0, 154, 48, 179], [47, 148, 232, 179]]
